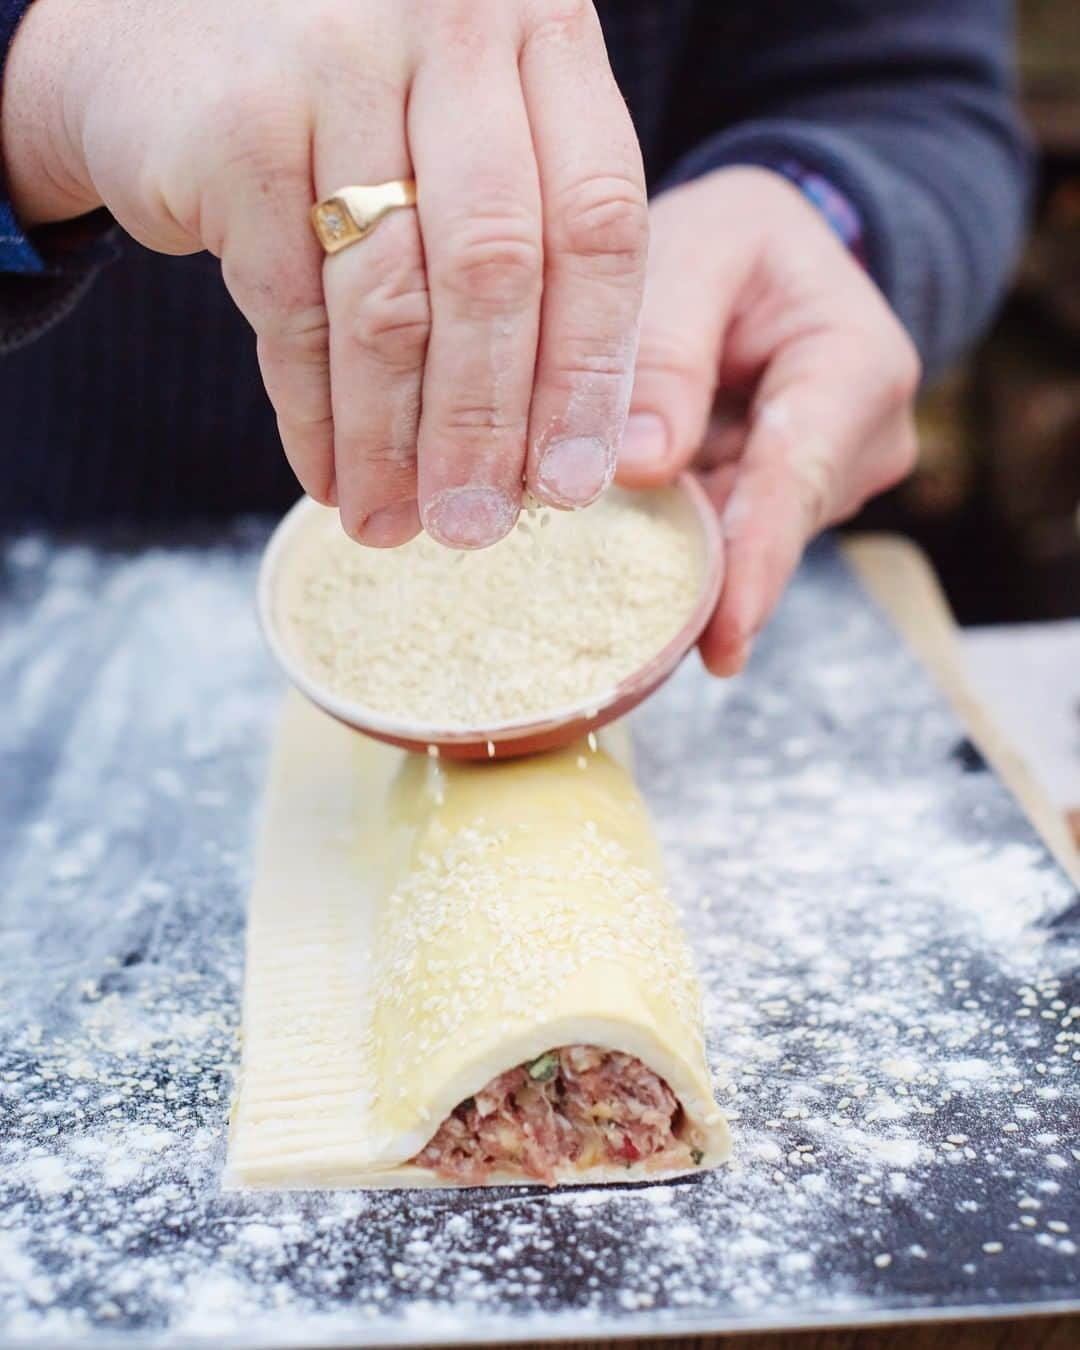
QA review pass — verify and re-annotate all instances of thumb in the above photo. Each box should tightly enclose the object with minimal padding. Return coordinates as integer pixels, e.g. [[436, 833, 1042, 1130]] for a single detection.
[[698, 337, 881, 676], [616, 193, 737, 489]]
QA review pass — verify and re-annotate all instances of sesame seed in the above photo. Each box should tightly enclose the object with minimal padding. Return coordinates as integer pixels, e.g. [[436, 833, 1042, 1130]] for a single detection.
[[287, 494, 701, 728]]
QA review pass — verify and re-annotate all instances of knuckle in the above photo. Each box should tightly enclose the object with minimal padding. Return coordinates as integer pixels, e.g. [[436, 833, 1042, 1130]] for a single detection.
[[437, 1, 490, 38], [897, 416, 920, 473], [222, 250, 322, 330], [635, 331, 713, 392], [296, 11, 399, 98], [891, 332, 923, 404], [349, 441, 417, 475], [296, 6, 357, 64], [546, 333, 635, 387], [887, 420, 920, 485], [870, 320, 921, 407], [549, 351, 629, 385], [437, 401, 528, 439], [554, 174, 649, 276], [207, 81, 303, 181], [342, 257, 431, 372], [435, 215, 542, 311], [528, 0, 592, 36], [260, 303, 330, 358], [347, 300, 431, 372], [283, 410, 335, 438], [791, 449, 837, 531]]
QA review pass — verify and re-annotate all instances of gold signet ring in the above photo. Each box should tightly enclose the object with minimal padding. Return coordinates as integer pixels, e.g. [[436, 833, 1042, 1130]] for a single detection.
[[310, 180, 417, 255]]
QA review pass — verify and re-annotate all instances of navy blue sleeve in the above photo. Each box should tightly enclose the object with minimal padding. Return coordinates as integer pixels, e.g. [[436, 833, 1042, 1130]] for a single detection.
[[658, 0, 1033, 379], [0, 0, 118, 354]]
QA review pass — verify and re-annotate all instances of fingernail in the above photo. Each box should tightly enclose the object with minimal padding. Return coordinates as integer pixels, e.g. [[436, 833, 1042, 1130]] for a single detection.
[[537, 436, 613, 507], [705, 637, 752, 678], [619, 413, 668, 469], [426, 486, 516, 550], [356, 499, 421, 548]]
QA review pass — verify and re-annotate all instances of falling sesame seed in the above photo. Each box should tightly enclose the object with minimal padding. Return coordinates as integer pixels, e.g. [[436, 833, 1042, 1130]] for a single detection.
[[982, 1242, 1003, 1254], [874, 1253, 892, 1268]]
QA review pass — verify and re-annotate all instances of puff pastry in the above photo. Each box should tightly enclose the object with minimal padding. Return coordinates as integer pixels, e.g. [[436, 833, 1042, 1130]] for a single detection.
[[226, 694, 729, 1188]]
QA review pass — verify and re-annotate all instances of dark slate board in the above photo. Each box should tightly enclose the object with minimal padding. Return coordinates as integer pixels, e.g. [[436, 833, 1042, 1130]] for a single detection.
[[0, 527, 1077, 1348]]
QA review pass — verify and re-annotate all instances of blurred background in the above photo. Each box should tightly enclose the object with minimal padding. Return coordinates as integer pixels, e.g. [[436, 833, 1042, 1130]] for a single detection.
[[848, 0, 1080, 850], [852, 0, 1079, 626]]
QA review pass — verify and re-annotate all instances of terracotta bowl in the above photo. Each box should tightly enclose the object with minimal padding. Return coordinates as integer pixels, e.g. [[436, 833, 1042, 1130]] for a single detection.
[[257, 477, 723, 761]]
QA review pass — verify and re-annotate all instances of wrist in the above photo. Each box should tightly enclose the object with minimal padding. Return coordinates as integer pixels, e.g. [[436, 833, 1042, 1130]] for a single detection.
[[753, 159, 866, 267], [2, 0, 98, 227]]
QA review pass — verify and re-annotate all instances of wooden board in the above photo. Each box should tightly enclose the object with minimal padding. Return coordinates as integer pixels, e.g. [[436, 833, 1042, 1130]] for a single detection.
[[535, 1310, 1077, 1350], [843, 535, 1079, 885]]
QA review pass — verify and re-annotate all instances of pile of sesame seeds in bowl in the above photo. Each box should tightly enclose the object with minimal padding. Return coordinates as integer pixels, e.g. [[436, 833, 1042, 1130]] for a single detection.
[[265, 483, 716, 748]]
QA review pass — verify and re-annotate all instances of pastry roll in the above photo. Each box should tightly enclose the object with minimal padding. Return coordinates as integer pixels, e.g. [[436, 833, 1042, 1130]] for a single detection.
[[226, 693, 729, 1188]]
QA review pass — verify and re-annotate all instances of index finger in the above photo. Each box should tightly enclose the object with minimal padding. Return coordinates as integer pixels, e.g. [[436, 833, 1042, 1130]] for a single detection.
[[519, 5, 649, 508]]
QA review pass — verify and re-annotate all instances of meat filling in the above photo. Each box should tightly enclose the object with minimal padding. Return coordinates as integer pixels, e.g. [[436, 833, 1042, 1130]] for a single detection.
[[410, 1044, 704, 1185]]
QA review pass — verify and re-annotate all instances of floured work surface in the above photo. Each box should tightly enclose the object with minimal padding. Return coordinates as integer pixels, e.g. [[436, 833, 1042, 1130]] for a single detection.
[[0, 528, 1077, 1347]]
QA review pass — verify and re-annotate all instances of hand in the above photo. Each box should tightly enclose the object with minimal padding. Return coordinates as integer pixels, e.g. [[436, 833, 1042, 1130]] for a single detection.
[[2, 0, 647, 547], [617, 167, 921, 675]]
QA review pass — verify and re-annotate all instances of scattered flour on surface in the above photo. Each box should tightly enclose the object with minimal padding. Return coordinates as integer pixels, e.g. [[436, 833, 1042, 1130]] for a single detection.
[[0, 531, 1076, 1346]]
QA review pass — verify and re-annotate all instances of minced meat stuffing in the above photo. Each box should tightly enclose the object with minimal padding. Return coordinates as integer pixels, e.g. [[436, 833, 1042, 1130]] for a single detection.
[[410, 1044, 702, 1185]]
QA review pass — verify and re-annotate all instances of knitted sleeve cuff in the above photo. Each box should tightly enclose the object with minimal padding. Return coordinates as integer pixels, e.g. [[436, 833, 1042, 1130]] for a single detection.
[[657, 121, 900, 294], [655, 112, 1032, 381]]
